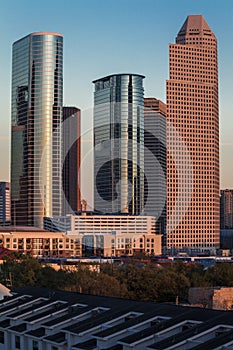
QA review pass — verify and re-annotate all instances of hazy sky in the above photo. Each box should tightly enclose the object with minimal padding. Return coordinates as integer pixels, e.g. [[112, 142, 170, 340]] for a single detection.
[[1, 0, 233, 193]]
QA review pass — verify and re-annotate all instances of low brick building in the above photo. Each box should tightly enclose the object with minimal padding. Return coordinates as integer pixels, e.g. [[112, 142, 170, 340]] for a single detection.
[[189, 287, 233, 310]]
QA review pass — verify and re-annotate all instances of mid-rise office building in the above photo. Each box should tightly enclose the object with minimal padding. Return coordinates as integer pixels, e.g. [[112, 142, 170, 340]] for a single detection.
[[0, 224, 161, 258], [80, 231, 161, 257], [166, 15, 219, 252], [144, 98, 166, 238], [11, 32, 63, 228], [44, 213, 156, 235], [0, 182, 11, 225], [220, 189, 233, 229], [62, 107, 81, 215], [44, 214, 161, 256], [93, 74, 145, 215]]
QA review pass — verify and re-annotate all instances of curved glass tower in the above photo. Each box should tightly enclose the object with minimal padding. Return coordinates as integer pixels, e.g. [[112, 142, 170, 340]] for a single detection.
[[93, 73, 145, 215], [11, 32, 63, 227]]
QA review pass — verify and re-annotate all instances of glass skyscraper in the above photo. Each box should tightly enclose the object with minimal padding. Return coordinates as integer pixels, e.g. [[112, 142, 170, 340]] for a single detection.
[[144, 98, 167, 238], [93, 74, 145, 215], [0, 182, 11, 225], [62, 106, 81, 215], [11, 32, 63, 228]]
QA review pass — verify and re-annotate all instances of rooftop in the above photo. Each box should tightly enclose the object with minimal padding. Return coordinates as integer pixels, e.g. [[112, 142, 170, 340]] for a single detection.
[[0, 226, 48, 232], [0, 286, 232, 350], [93, 73, 145, 83]]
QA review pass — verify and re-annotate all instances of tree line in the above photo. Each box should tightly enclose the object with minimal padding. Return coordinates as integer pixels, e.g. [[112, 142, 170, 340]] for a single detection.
[[1, 253, 233, 303]]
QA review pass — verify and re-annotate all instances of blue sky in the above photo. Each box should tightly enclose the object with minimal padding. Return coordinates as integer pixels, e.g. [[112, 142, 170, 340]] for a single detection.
[[0, 0, 233, 191]]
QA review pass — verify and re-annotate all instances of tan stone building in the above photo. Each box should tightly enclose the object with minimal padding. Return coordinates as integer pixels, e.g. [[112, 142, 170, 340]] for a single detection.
[[0, 225, 161, 258], [189, 287, 233, 310], [0, 230, 79, 257], [73, 232, 162, 257]]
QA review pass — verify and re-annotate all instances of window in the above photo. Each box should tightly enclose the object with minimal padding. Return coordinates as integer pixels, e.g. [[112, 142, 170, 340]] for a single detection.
[[15, 335, 20, 349], [0, 331, 4, 344], [32, 340, 39, 350]]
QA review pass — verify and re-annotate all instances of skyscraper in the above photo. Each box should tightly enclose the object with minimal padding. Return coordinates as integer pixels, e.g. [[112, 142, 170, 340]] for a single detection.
[[144, 98, 167, 237], [0, 182, 11, 225], [166, 15, 219, 252], [62, 106, 81, 214], [220, 189, 233, 229], [93, 74, 145, 215], [11, 32, 63, 228]]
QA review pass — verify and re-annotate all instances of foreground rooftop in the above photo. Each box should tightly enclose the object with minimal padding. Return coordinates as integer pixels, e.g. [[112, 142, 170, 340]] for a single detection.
[[0, 286, 233, 349]]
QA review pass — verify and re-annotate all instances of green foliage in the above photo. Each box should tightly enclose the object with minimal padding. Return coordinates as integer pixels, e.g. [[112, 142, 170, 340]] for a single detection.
[[204, 263, 233, 287], [0, 253, 41, 288], [2, 254, 233, 304]]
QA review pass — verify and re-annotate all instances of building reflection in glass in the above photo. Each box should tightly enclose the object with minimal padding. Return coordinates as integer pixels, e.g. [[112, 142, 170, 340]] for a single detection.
[[11, 32, 63, 228]]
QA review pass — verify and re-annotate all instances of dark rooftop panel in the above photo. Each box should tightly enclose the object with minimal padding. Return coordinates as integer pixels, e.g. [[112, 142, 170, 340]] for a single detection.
[[72, 338, 96, 349], [190, 328, 233, 350], [148, 314, 233, 349], [118, 309, 221, 345], [93, 310, 159, 338], [104, 345, 123, 350], [8, 323, 27, 333], [44, 331, 66, 344], [0, 319, 11, 328], [0, 295, 34, 314], [63, 308, 134, 335], [26, 327, 46, 338], [0, 294, 18, 305], [8, 299, 49, 318], [24, 302, 67, 322], [42, 305, 91, 327]]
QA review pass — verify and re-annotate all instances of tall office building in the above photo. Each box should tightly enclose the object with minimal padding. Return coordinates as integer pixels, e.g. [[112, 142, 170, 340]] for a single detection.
[[144, 98, 166, 237], [166, 15, 219, 252], [11, 32, 63, 228], [62, 107, 81, 214], [220, 189, 233, 229], [0, 182, 11, 225], [93, 74, 145, 215]]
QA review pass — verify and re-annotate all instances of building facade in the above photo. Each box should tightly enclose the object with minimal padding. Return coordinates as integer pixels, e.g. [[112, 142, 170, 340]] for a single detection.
[[144, 98, 166, 238], [0, 218, 161, 258], [0, 182, 11, 225], [80, 231, 161, 257], [189, 287, 233, 310], [44, 213, 156, 235], [166, 15, 219, 252], [62, 107, 81, 215], [11, 32, 63, 228], [220, 229, 233, 250], [0, 230, 76, 258], [44, 213, 161, 256], [93, 74, 145, 215], [220, 189, 233, 229]]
